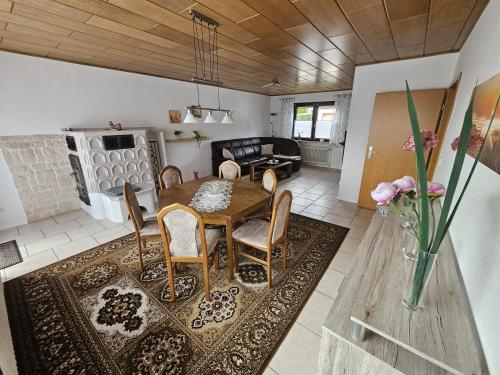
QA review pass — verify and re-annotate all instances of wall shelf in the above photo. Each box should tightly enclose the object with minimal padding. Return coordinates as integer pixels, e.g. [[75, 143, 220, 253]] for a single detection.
[[165, 136, 209, 143]]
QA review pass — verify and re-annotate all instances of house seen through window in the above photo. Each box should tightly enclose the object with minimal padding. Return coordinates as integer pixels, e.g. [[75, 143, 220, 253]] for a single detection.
[[293, 101, 335, 140]]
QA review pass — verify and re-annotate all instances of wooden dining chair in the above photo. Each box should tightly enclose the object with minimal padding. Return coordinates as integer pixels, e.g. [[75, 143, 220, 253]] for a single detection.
[[232, 190, 292, 288], [124, 182, 160, 271], [159, 165, 183, 190], [242, 168, 277, 221], [157, 203, 221, 302], [219, 160, 241, 180]]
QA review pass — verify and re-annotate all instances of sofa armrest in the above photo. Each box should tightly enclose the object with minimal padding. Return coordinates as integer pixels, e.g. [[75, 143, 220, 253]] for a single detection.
[[0, 280, 18, 375]]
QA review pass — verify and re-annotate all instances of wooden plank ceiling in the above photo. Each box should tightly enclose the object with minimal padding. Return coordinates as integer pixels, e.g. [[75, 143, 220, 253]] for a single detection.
[[0, 0, 489, 95]]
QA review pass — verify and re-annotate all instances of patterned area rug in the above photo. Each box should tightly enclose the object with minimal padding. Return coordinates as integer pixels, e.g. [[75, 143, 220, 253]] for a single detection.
[[0, 240, 22, 269], [4, 214, 348, 374]]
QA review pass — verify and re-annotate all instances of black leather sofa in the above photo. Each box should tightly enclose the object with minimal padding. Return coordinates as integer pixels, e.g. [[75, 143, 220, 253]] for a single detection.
[[211, 137, 302, 176]]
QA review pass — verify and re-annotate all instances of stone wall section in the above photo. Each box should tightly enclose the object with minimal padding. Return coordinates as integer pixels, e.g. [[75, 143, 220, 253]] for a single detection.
[[0, 135, 80, 222]]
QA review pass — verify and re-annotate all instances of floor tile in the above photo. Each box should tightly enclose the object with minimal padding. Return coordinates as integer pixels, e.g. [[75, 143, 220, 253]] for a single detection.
[[291, 204, 305, 214], [98, 219, 123, 229], [269, 323, 321, 375], [351, 215, 372, 228], [41, 220, 80, 237], [329, 251, 355, 273], [330, 205, 359, 219], [262, 367, 278, 375], [4, 250, 59, 280], [357, 208, 375, 218], [76, 215, 99, 226], [298, 192, 322, 201], [299, 211, 323, 220], [312, 198, 337, 209], [335, 200, 359, 210], [53, 209, 88, 224], [293, 197, 314, 207], [296, 291, 335, 335], [346, 225, 367, 240], [66, 222, 106, 241], [302, 204, 331, 216], [12, 230, 46, 246], [92, 225, 131, 244], [322, 214, 351, 227], [17, 217, 57, 234], [0, 227, 20, 243], [53, 236, 100, 259], [316, 268, 345, 299], [25, 233, 71, 256]]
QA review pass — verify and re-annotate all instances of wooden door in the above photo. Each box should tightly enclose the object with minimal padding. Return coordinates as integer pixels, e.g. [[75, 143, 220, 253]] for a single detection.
[[358, 89, 445, 209]]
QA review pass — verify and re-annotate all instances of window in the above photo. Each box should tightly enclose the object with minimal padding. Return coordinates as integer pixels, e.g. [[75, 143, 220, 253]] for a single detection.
[[292, 101, 335, 141]]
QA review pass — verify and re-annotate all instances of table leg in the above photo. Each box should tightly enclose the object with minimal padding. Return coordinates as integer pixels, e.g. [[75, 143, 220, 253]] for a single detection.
[[250, 165, 255, 182], [351, 322, 367, 342], [225, 219, 234, 280]]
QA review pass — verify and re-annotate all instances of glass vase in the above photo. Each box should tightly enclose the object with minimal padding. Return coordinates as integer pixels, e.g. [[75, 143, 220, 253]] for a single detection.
[[402, 249, 438, 311], [401, 229, 418, 261]]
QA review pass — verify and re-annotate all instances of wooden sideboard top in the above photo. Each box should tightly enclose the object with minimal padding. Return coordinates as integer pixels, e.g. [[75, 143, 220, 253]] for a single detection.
[[323, 211, 488, 375]]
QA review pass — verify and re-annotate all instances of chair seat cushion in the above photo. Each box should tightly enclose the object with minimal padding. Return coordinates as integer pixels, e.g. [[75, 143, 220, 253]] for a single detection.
[[196, 228, 221, 256], [139, 218, 161, 236], [232, 219, 269, 249]]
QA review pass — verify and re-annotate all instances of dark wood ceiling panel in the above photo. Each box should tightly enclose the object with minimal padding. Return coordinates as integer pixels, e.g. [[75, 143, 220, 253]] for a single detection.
[[0, 0, 489, 94], [286, 23, 334, 52], [391, 14, 427, 47], [453, 0, 488, 49], [239, 0, 307, 30], [385, 0, 429, 21], [329, 32, 370, 56], [396, 43, 424, 58], [197, 0, 257, 23], [292, 0, 354, 37]]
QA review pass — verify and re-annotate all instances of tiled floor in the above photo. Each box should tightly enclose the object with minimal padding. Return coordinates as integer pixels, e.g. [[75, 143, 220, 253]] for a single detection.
[[0, 166, 373, 375]]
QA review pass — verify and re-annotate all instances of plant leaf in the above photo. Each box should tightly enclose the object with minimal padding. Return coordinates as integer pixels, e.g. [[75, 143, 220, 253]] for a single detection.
[[430, 87, 476, 254], [441, 94, 500, 238], [405, 81, 429, 253]]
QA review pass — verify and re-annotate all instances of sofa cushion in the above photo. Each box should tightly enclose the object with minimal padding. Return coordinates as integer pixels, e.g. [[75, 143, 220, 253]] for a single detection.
[[261, 144, 274, 155], [222, 148, 234, 160]]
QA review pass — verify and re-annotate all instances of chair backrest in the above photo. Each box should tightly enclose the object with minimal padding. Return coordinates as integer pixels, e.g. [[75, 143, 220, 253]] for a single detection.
[[262, 169, 277, 208], [219, 160, 241, 180], [157, 203, 208, 259], [269, 190, 292, 245], [124, 182, 144, 232], [159, 165, 183, 190]]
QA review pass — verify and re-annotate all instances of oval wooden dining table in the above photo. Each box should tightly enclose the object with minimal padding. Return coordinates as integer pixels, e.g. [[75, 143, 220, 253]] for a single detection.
[[158, 176, 271, 280]]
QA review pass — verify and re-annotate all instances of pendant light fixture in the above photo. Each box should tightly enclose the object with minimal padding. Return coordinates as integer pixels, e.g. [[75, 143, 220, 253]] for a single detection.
[[183, 108, 198, 123], [204, 110, 217, 123], [221, 111, 234, 124], [183, 9, 233, 124]]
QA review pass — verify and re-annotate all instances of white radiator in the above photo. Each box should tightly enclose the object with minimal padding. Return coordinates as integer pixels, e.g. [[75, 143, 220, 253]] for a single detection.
[[299, 141, 331, 167]]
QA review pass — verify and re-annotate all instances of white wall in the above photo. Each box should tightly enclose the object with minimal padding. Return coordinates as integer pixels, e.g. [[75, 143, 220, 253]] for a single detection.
[[433, 1, 500, 372], [338, 53, 459, 202], [0, 51, 270, 229]]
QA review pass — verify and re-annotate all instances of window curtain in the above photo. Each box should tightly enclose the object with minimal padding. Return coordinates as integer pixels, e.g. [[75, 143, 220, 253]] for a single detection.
[[274, 97, 295, 138], [329, 93, 351, 144]]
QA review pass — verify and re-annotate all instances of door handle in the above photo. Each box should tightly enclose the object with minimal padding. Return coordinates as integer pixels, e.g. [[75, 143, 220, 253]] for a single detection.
[[367, 146, 378, 159]]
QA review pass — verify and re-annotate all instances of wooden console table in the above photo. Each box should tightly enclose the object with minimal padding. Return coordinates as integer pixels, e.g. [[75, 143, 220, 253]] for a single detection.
[[319, 212, 488, 375]]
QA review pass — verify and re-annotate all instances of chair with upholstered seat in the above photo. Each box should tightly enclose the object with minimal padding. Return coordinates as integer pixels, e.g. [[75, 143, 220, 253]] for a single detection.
[[232, 190, 292, 288], [157, 203, 221, 302], [124, 182, 160, 271], [159, 165, 183, 190], [242, 168, 277, 221], [219, 160, 241, 180]]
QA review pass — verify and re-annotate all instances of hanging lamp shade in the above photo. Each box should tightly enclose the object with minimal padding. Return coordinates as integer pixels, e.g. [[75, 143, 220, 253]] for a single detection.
[[221, 111, 234, 124], [204, 110, 217, 123], [183, 109, 198, 123]]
